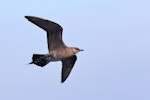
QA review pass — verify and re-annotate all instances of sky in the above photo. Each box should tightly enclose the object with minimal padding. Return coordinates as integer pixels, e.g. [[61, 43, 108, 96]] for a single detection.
[[0, 0, 150, 100]]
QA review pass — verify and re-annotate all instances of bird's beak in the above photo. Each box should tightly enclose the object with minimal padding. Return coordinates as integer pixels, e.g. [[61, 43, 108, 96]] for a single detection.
[[80, 49, 84, 51]]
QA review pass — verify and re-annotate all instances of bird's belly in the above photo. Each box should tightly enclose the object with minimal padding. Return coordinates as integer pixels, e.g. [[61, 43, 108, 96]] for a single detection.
[[46, 56, 61, 62]]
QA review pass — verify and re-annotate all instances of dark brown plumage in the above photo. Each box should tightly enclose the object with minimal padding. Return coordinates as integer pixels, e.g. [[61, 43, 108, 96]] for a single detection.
[[25, 16, 83, 83]]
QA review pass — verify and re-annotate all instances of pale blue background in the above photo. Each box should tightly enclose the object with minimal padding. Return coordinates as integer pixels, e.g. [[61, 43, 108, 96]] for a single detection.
[[0, 0, 150, 100]]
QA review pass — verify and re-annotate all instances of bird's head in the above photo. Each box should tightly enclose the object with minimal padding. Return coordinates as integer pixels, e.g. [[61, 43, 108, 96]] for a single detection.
[[72, 47, 84, 54]]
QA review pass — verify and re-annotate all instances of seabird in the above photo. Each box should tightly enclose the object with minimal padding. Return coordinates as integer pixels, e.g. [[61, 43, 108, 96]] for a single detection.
[[25, 16, 83, 83]]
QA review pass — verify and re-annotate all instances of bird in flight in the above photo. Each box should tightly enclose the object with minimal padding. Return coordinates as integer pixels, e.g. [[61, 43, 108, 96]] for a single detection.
[[25, 16, 83, 83]]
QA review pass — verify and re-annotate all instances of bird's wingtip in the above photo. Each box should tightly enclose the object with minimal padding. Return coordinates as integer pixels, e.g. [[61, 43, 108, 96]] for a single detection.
[[61, 80, 65, 83], [24, 16, 28, 18], [24, 16, 31, 19]]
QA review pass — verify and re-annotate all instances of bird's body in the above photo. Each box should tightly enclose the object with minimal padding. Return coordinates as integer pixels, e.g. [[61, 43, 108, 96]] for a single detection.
[[25, 16, 83, 83]]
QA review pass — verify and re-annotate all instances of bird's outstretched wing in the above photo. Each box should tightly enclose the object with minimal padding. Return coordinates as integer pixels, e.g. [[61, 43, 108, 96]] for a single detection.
[[61, 55, 77, 83], [25, 16, 66, 51]]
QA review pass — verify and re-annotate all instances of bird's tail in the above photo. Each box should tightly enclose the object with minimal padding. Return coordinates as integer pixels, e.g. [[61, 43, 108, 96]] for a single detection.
[[29, 54, 50, 67]]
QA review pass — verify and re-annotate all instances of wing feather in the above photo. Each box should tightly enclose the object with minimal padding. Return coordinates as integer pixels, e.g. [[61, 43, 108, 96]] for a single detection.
[[61, 55, 77, 83], [25, 16, 65, 51]]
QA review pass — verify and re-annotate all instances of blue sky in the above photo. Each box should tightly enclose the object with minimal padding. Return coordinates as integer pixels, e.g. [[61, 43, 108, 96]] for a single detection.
[[0, 0, 150, 100]]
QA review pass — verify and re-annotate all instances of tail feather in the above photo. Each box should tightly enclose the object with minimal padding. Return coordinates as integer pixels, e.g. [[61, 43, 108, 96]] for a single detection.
[[29, 54, 50, 67]]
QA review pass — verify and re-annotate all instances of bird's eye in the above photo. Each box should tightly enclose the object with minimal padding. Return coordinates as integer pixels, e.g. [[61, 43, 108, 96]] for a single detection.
[[75, 48, 79, 50]]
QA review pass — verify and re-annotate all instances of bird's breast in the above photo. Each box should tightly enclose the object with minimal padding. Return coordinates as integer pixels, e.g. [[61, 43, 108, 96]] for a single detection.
[[49, 49, 74, 59]]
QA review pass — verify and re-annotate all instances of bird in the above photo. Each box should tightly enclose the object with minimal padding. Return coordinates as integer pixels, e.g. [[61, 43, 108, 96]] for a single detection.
[[25, 16, 83, 83]]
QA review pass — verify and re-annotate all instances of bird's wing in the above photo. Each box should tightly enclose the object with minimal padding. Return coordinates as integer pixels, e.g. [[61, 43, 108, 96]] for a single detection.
[[61, 55, 77, 83], [25, 16, 65, 51]]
